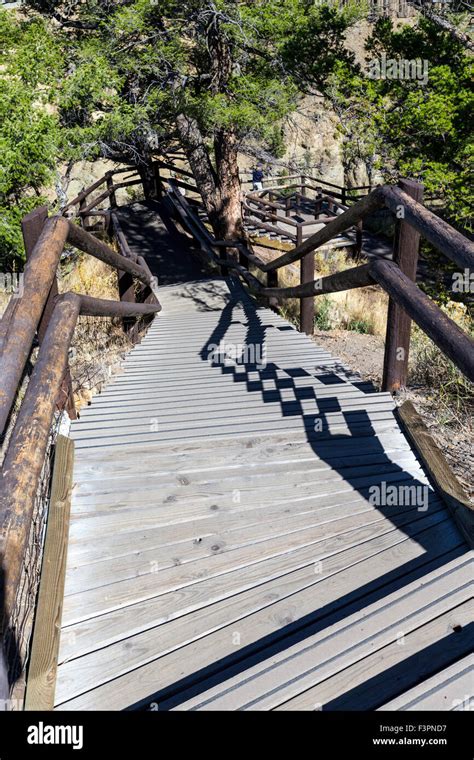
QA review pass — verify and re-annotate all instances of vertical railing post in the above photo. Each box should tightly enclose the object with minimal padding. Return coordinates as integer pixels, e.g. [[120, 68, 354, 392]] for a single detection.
[[298, 225, 314, 335], [79, 196, 87, 229], [21, 207, 76, 418], [341, 186, 346, 206], [106, 172, 117, 209], [382, 178, 424, 393], [117, 247, 137, 335], [153, 162, 163, 200], [266, 268, 279, 313], [301, 174, 306, 198]]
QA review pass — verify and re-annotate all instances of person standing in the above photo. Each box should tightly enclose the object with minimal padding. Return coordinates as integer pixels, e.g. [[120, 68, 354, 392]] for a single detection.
[[252, 164, 264, 191]]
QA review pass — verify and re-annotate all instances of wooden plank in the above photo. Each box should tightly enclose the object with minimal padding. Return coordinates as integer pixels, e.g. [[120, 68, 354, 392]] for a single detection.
[[71, 428, 406, 466], [72, 418, 403, 450], [72, 447, 417, 498], [83, 383, 376, 409], [275, 601, 472, 710], [24, 436, 74, 711], [64, 493, 437, 595], [54, 516, 462, 709], [71, 421, 404, 456], [397, 400, 473, 548], [379, 654, 474, 711], [71, 409, 399, 441], [71, 434, 411, 479], [170, 557, 472, 711], [77, 390, 382, 421], [73, 397, 396, 434], [61, 506, 444, 628]]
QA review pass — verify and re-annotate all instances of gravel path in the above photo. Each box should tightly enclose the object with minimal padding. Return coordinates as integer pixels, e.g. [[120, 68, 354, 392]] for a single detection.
[[312, 328, 473, 501]]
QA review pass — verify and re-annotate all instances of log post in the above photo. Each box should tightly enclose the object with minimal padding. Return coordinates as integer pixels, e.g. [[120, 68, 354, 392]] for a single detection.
[[341, 186, 346, 206], [0, 294, 81, 632], [106, 172, 117, 209], [21, 208, 76, 419], [153, 162, 163, 200], [79, 196, 87, 229], [301, 174, 306, 197], [267, 269, 279, 313], [382, 178, 424, 393], [298, 225, 315, 335]]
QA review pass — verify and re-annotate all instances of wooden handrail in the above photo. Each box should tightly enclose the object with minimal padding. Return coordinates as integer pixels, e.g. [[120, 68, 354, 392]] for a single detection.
[[381, 186, 473, 270], [0, 216, 70, 434], [370, 259, 474, 382], [0, 207, 162, 631], [66, 221, 154, 287], [261, 189, 385, 272]]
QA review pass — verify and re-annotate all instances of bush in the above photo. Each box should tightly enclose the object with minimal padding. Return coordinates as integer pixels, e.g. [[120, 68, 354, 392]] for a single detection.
[[315, 296, 332, 331], [346, 317, 373, 334], [409, 301, 473, 421]]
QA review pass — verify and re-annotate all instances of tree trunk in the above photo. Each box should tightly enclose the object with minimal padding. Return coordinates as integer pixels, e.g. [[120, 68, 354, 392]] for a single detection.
[[212, 127, 244, 245], [175, 10, 244, 254], [176, 114, 244, 254], [137, 160, 156, 200]]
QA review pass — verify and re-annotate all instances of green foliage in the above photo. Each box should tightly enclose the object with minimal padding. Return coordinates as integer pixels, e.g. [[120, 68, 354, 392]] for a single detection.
[[365, 17, 474, 231], [315, 296, 332, 331], [0, 10, 61, 268], [18, 0, 360, 166], [410, 305, 473, 420], [346, 317, 373, 334], [267, 126, 286, 159]]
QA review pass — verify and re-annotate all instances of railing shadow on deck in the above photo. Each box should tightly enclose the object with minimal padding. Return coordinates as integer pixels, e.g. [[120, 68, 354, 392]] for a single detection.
[[127, 290, 470, 710]]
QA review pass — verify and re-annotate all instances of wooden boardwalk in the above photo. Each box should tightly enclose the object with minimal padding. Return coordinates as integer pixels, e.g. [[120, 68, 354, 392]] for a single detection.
[[242, 195, 393, 257], [53, 262, 472, 710]]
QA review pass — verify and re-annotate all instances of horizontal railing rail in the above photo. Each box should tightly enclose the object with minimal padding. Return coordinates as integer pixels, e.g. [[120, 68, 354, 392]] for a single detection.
[[241, 171, 372, 204]]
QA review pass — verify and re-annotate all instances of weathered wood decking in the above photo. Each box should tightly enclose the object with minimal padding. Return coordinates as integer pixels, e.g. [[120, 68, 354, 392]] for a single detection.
[[53, 268, 472, 710]]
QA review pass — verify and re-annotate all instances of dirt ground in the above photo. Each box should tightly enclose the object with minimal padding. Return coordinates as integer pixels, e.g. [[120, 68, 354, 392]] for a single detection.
[[312, 328, 473, 502]]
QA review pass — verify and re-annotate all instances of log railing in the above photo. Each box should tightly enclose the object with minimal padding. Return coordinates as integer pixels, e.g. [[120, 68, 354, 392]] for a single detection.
[[76, 163, 470, 400], [241, 171, 372, 205], [62, 166, 142, 229], [243, 181, 363, 254], [0, 213, 161, 641], [164, 179, 474, 397]]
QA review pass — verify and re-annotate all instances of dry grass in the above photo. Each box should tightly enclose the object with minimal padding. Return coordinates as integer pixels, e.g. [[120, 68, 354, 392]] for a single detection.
[[59, 254, 134, 410], [255, 245, 388, 336], [409, 300, 473, 424]]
